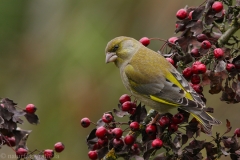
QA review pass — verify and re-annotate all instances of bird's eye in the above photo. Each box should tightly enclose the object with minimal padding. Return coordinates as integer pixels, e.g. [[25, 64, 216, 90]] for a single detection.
[[112, 45, 119, 52]]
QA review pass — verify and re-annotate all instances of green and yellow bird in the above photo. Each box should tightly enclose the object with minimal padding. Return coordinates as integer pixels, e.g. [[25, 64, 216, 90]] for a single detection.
[[105, 36, 221, 135]]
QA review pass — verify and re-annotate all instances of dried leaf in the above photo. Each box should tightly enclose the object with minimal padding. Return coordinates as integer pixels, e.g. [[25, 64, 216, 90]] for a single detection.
[[113, 109, 129, 118]]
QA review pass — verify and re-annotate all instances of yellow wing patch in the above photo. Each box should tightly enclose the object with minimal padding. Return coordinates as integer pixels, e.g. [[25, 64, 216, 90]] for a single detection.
[[165, 72, 193, 101], [150, 95, 180, 107]]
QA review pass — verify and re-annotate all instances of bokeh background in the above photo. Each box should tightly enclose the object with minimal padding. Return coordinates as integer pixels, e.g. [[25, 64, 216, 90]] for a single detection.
[[0, 0, 239, 159]]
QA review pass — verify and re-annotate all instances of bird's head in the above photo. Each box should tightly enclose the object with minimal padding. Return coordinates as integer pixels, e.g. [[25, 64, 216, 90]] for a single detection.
[[105, 36, 140, 68]]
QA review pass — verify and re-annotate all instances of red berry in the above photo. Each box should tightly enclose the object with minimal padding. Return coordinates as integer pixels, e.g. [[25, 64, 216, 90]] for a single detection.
[[88, 150, 98, 160], [54, 142, 65, 153], [159, 116, 170, 127], [124, 135, 135, 145], [145, 124, 157, 135], [191, 74, 201, 84], [212, 1, 223, 13], [81, 117, 91, 128], [130, 122, 140, 131], [168, 123, 178, 132], [192, 61, 202, 66], [213, 48, 224, 59], [95, 126, 107, 139], [97, 138, 108, 147], [192, 63, 207, 74], [151, 138, 163, 149], [16, 148, 28, 158], [132, 143, 139, 150], [121, 101, 132, 111], [176, 9, 188, 20], [44, 149, 54, 159], [201, 40, 211, 49], [128, 108, 136, 115], [25, 104, 37, 114], [113, 138, 124, 149], [196, 34, 208, 42], [168, 37, 178, 46], [182, 67, 193, 79], [92, 143, 100, 150], [226, 63, 235, 72], [191, 84, 203, 93], [6, 136, 16, 147], [119, 94, 131, 104], [111, 128, 123, 139], [172, 113, 184, 124], [139, 37, 150, 46], [188, 11, 193, 20], [190, 48, 200, 57], [166, 58, 175, 66], [102, 113, 113, 123], [234, 128, 240, 137]]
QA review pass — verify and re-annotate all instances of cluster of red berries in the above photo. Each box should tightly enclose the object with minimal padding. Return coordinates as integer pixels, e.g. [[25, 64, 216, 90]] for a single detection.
[[81, 94, 188, 160], [16, 142, 65, 159]]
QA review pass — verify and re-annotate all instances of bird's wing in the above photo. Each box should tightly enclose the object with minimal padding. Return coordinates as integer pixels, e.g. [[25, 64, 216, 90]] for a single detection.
[[124, 60, 204, 110]]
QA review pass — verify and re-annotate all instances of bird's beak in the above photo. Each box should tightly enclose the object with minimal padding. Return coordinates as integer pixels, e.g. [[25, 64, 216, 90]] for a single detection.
[[105, 52, 118, 63]]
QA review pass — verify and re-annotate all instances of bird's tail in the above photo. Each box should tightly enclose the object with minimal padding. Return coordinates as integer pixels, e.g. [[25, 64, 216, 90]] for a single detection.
[[182, 107, 221, 135]]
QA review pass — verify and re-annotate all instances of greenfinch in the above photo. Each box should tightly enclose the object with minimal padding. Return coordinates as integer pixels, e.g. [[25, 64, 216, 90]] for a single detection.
[[105, 36, 221, 134]]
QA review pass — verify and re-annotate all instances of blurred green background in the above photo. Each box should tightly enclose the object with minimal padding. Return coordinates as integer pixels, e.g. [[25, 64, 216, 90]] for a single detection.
[[0, 0, 239, 159]]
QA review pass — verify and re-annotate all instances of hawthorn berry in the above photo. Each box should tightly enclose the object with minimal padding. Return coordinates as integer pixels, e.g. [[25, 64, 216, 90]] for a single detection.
[[124, 135, 135, 145], [166, 58, 175, 66], [191, 84, 203, 93], [111, 128, 123, 139], [54, 142, 65, 153], [6, 136, 15, 147], [212, 1, 223, 13], [176, 9, 188, 20], [234, 128, 240, 137], [168, 37, 178, 46], [132, 143, 139, 150], [119, 94, 131, 104], [188, 10, 193, 20], [16, 148, 28, 158], [88, 150, 98, 160], [139, 37, 150, 46], [44, 149, 54, 159], [128, 107, 136, 115], [97, 138, 108, 147], [95, 126, 107, 139], [25, 104, 37, 114], [201, 40, 211, 49], [192, 63, 207, 74], [121, 101, 132, 111], [81, 117, 91, 128], [196, 34, 208, 42], [145, 124, 157, 135], [130, 121, 140, 131], [102, 113, 113, 123], [214, 48, 224, 59], [182, 67, 193, 79], [191, 74, 201, 84], [168, 123, 178, 132], [151, 138, 163, 149], [113, 138, 124, 149], [92, 143, 100, 150], [190, 48, 200, 57], [159, 116, 170, 127], [226, 63, 235, 72], [172, 113, 184, 124]]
